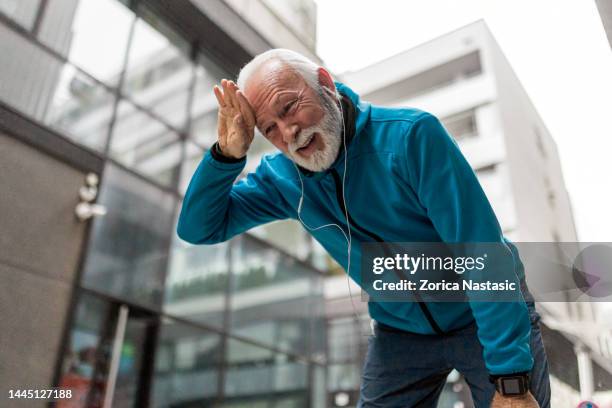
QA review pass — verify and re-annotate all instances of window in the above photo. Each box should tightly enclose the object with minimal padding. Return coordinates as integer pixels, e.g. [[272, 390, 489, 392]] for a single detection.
[[152, 319, 221, 407], [190, 53, 229, 147], [178, 142, 205, 194], [38, 0, 134, 86], [475, 163, 497, 176], [442, 109, 478, 140], [80, 164, 176, 310], [165, 224, 229, 329], [110, 101, 183, 187], [224, 339, 308, 401], [45, 65, 116, 152], [0, 24, 115, 152], [0, 0, 41, 30], [534, 126, 547, 158], [230, 235, 325, 357], [364, 51, 482, 104], [122, 7, 193, 128]]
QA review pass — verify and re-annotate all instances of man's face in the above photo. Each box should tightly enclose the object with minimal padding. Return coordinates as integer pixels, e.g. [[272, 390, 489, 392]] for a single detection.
[[243, 61, 342, 172]]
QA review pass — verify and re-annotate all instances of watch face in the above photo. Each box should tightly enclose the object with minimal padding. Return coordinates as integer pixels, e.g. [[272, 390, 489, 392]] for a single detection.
[[502, 378, 521, 394]]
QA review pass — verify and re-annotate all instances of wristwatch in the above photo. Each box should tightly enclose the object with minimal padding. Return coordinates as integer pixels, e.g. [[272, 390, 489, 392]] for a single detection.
[[489, 372, 530, 396]]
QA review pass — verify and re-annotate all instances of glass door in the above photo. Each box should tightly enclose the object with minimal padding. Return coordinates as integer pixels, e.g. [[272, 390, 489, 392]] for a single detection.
[[56, 292, 158, 408]]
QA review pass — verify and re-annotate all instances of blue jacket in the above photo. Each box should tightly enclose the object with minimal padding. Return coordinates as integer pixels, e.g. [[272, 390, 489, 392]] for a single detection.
[[177, 82, 533, 375]]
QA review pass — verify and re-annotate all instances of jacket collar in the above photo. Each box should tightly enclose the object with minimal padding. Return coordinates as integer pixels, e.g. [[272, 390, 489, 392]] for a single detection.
[[335, 81, 371, 138]]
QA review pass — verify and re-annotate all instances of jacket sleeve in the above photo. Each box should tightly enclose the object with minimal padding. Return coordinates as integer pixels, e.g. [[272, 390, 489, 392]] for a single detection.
[[176, 148, 290, 244], [404, 112, 533, 375]]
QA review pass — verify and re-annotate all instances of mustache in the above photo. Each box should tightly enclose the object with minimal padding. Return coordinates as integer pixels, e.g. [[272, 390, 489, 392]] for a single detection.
[[288, 125, 321, 154], [288, 93, 340, 154]]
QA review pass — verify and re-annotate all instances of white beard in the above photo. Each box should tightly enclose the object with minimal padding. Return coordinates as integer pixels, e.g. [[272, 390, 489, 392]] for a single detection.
[[286, 89, 343, 172]]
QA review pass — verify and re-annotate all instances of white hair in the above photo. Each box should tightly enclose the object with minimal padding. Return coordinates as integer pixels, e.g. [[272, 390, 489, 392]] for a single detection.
[[236, 49, 342, 146], [237, 48, 320, 92]]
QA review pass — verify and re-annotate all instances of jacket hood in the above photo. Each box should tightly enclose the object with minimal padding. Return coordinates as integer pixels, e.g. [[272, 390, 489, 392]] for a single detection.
[[335, 81, 371, 139]]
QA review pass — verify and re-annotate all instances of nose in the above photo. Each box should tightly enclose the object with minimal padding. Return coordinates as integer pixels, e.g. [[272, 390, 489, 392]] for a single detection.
[[279, 122, 300, 145]]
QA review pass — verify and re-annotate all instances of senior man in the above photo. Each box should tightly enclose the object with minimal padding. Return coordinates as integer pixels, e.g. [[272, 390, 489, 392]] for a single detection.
[[177, 49, 550, 407]]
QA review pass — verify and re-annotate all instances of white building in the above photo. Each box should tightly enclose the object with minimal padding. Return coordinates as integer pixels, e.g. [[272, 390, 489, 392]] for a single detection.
[[596, 0, 612, 49], [327, 20, 612, 407]]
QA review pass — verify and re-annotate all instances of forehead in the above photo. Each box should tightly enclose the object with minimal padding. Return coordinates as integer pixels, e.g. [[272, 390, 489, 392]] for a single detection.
[[244, 61, 307, 118]]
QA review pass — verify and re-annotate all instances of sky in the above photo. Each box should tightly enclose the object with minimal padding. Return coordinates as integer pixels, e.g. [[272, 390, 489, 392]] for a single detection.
[[314, 0, 612, 243]]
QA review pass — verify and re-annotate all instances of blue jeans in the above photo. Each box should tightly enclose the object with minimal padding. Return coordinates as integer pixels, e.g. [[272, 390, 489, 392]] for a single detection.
[[357, 299, 551, 407]]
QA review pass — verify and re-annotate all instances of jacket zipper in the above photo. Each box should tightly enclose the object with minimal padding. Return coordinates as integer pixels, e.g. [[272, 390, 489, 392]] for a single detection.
[[330, 169, 445, 335]]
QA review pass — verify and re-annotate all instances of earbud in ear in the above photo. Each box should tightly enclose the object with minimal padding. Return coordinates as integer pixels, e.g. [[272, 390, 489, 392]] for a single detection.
[[323, 86, 335, 95]]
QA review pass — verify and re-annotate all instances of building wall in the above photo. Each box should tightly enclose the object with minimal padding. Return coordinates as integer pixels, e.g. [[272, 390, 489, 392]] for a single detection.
[[221, 0, 318, 59], [0, 133, 87, 406], [596, 0, 612, 49], [341, 21, 578, 244], [481, 23, 577, 243]]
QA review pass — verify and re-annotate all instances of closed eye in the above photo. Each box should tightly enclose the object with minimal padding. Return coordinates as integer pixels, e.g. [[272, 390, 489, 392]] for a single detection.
[[264, 124, 276, 136], [282, 99, 297, 116]]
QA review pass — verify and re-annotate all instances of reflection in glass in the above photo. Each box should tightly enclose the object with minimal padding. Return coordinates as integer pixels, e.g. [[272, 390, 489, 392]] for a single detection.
[[179, 142, 205, 194], [230, 236, 325, 357], [0, 24, 61, 118], [0, 26, 115, 152], [311, 365, 327, 408], [152, 318, 221, 407], [45, 65, 115, 152], [57, 291, 158, 408], [110, 101, 183, 187], [112, 310, 156, 408], [57, 292, 112, 408], [190, 106, 217, 149], [0, 0, 41, 29], [165, 220, 229, 328], [327, 316, 370, 393], [224, 339, 308, 406], [123, 8, 193, 128], [38, 0, 133, 85], [328, 317, 361, 362], [249, 220, 313, 261], [81, 164, 175, 310], [190, 54, 227, 147], [328, 364, 360, 392], [261, 0, 317, 47]]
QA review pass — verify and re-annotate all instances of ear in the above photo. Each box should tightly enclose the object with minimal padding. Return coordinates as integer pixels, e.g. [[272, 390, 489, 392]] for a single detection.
[[317, 67, 336, 94]]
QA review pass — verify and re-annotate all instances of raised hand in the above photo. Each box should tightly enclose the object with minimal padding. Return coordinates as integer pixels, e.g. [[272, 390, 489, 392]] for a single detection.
[[213, 79, 256, 159]]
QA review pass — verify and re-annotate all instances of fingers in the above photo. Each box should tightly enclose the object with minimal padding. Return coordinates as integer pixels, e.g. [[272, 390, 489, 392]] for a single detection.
[[215, 79, 233, 110], [213, 85, 225, 108], [215, 79, 254, 153], [217, 110, 227, 145], [236, 90, 256, 128], [220, 79, 232, 109], [215, 79, 255, 127], [222, 79, 240, 109]]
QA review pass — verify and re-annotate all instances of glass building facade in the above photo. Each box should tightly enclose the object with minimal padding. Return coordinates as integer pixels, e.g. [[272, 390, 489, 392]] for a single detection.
[[0, 1, 326, 406]]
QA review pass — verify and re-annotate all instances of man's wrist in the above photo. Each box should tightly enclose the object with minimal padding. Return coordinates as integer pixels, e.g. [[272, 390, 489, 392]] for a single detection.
[[489, 371, 530, 396], [210, 142, 245, 163]]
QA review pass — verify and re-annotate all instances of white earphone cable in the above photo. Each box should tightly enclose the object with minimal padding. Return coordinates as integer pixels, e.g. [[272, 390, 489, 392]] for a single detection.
[[293, 90, 367, 337]]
